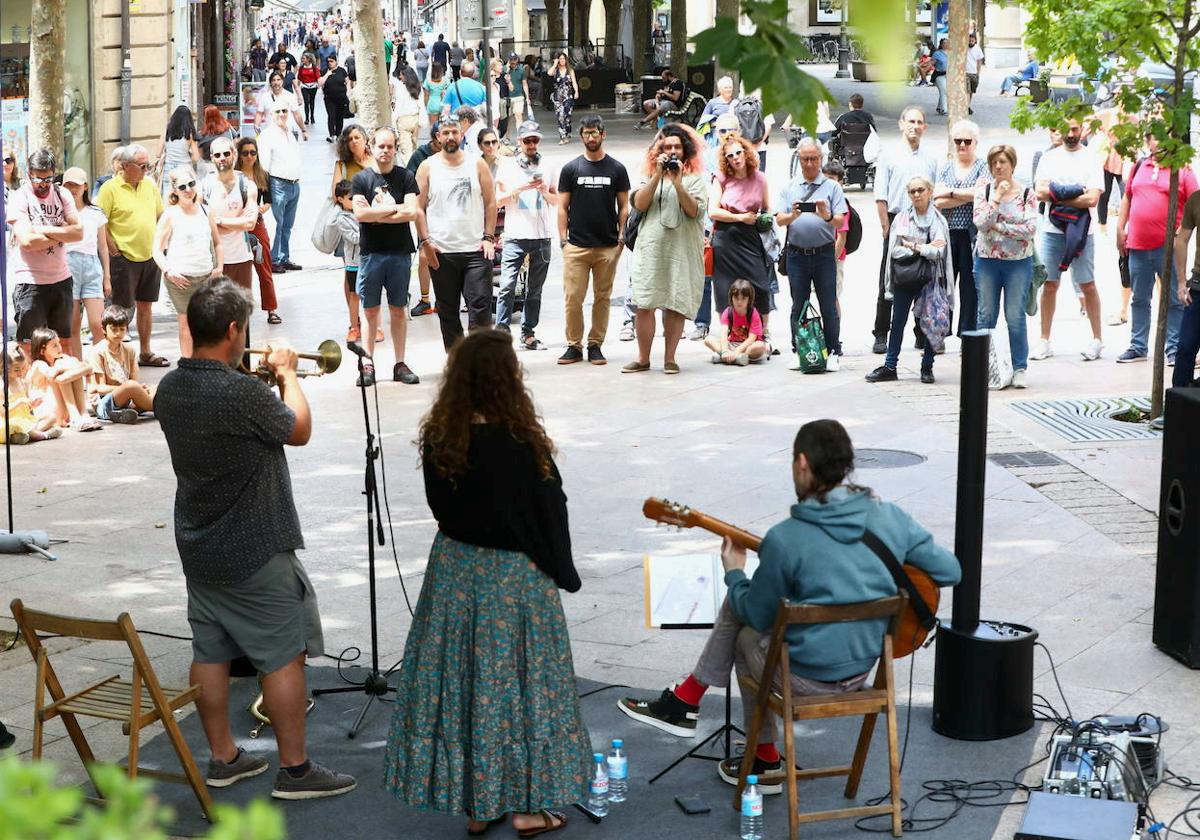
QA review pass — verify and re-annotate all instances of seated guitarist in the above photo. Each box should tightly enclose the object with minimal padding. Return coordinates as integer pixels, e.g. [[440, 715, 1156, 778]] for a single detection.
[[619, 419, 961, 794]]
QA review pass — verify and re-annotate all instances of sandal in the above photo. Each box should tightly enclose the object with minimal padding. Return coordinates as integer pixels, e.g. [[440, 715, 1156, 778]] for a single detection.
[[664, 361, 680, 374], [346, 326, 361, 342], [516, 810, 567, 839], [74, 419, 103, 433], [621, 360, 651, 374], [267, 311, 282, 324], [139, 353, 170, 368], [466, 814, 508, 837]]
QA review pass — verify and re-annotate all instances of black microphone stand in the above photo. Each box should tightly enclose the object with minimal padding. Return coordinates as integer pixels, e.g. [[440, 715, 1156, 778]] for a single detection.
[[311, 349, 394, 737]]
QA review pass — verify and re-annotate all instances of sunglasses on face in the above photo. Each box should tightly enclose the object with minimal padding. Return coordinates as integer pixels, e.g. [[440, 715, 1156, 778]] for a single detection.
[[480, 139, 499, 146], [127, 161, 150, 170], [30, 175, 55, 185], [908, 187, 928, 195], [3, 157, 13, 165], [953, 138, 974, 146], [725, 150, 744, 159], [580, 130, 601, 138], [175, 180, 196, 191], [213, 151, 234, 159], [241, 149, 258, 156], [274, 108, 289, 114]]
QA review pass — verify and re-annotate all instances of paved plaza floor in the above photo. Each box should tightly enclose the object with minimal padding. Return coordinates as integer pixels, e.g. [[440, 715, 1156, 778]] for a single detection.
[[2, 64, 1197, 837]]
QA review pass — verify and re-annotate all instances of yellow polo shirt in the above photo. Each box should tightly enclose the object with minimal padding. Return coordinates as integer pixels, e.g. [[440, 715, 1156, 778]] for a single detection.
[[96, 174, 163, 263]]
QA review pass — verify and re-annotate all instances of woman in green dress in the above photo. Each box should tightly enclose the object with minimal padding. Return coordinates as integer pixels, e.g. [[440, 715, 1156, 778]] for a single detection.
[[383, 330, 590, 838], [623, 123, 709, 375]]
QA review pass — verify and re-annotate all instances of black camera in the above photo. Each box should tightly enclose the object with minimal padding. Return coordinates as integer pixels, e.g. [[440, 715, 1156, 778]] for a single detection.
[[664, 154, 682, 172]]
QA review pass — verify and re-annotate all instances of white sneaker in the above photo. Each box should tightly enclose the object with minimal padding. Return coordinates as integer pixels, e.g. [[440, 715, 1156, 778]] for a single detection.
[[1081, 338, 1104, 361], [825, 353, 840, 372], [1029, 340, 1054, 360], [788, 353, 802, 371], [1011, 369, 1027, 389]]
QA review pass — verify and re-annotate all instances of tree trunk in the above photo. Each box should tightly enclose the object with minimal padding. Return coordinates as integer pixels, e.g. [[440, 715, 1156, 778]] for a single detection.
[[546, 0, 566, 45], [351, 0, 392, 134], [633, 0, 651, 76], [714, 0, 739, 89], [28, 0, 66, 161], [575, 0, 592, 46], [670, 0, 687, 77], [601, 0, 623, 64], [946, 0, 970, 149], [972, 0, 987, 51]]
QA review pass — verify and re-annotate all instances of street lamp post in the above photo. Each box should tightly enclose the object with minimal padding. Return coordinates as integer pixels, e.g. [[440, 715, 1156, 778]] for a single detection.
[[835, 0, 851, 78]]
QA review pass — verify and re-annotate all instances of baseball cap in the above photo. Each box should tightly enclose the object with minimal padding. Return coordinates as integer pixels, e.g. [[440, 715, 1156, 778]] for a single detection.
[[508, 52, 520, 60], [517, 121, 542, 140], [62, 167, 88, 185]]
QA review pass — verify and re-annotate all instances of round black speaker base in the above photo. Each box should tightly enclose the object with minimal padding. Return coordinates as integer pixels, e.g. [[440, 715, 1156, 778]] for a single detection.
[[932, 620, 1038, 741]]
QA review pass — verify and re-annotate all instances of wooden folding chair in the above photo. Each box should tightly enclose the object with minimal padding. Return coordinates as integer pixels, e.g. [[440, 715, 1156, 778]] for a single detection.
[[732, 595, 906, 839], [10, 599, 213, 821]]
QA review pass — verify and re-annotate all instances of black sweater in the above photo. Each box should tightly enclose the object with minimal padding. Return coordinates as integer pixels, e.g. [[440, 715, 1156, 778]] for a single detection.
[[423, 424, 580, 592]]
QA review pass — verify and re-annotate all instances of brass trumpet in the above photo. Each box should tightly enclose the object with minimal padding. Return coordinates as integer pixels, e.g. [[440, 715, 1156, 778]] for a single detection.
[[241, 340, 343, 386]]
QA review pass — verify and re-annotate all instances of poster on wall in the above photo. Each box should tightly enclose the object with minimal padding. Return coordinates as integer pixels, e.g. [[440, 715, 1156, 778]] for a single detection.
[[239, 81, 266, 137], [811, 0, 846, 26]]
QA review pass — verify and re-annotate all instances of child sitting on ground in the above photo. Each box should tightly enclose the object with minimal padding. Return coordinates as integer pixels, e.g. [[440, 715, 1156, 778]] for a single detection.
[[29, 327, 102, 432], [333, 179, 381, 343], [87, 306, 155, 424], [3, 345, 63, 444], [705, 278, 767, 366]]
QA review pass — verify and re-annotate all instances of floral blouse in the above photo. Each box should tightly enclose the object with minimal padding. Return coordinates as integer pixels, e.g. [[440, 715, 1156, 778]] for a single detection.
[[937, 158, 989, 230], [972, 183, 1039, 260]]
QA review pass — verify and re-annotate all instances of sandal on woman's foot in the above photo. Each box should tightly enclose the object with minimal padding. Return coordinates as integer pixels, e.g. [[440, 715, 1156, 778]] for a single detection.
[[74, 419, 103, 433], [516, 810, 567, 839], [267, 311, 282, 324], [466, 815, 508, 837], [346, 326, 361, 342], [664, 361, 680, 374], [621, 360, 651, 374], [139, 353, 170, 367]]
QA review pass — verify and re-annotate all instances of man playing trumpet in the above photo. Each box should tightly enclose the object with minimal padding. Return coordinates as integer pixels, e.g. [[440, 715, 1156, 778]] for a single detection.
[[155, 279, 356, 800]]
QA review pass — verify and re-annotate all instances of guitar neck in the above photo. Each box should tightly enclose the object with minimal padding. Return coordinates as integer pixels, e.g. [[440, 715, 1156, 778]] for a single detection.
[[692, 513, 762, 552]]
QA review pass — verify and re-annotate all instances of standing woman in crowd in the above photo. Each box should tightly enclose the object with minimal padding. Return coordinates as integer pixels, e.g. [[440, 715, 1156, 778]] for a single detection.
[[319, 54, 353, 142], [297, 52, 321, 125], [413, 40, 430, 82], [709, 133, 773, 341], [331, 125, 374, 197], [61, 167, 109, 361], [549, 52, 579, 145], [866, 175, 953, 384], [384, 330, 590, 837], [156, 106, 200, 199], [391, 64, 424, 162], [3, 143, 19, 194], [477, 128, 501, 179], [974, 144, 1038, 389], [931, 38, 949, 116], [934, 119, 988, 334], [236, 136, 280, 325], [153, 166, 224, 358], [624, 124, 709, 374], [423, 62, 450, 125]]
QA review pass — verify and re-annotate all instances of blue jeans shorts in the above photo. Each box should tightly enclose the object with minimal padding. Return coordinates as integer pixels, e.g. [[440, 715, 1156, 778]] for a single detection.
[[67, 252, 104, 299], [358, 252, 413, 309], [1037, 229, 1095, 284]]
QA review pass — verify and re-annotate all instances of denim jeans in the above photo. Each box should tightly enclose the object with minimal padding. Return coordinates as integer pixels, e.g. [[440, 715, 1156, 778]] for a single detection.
[[933, 74, 948, 111], [496, 238, 551, 336], [269, 177, 300, 264], [1128, 246, 1183, 357], [885, 284, 935, 372], [1173, 291, 1200, 387], [786, 249, 841, 354], [695, 276, 713, 328], [975, 256, 1032, 371]]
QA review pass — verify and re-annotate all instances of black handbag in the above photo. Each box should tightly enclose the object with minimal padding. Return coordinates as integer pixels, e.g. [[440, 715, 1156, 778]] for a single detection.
[[623, 206, 642, 250], [890, 229, 934, 293]]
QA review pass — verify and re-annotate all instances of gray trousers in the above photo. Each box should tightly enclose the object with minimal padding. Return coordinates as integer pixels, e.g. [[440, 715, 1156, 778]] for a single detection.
[[692, 598, 871, 744]]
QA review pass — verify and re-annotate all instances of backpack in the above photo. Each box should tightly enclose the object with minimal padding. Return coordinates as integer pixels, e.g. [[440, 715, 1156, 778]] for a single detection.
[[844, 204, 863, 255], [734, 98, 766, 144]]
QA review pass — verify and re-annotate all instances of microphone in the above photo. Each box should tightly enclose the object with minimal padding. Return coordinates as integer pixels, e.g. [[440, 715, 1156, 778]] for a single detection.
[[345, 340, 371, 359]]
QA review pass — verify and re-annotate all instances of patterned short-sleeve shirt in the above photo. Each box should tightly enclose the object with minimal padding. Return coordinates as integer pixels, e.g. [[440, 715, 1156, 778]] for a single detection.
[[937, 158, 989, 230], [155, 358, 303, 585]]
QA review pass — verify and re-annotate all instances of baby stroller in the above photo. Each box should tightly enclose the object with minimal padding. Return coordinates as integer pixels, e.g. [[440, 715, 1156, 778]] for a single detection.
[[828, 122, 876, 191]]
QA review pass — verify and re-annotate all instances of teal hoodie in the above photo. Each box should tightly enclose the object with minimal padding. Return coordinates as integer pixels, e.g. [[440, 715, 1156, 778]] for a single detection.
[[724, 487, 961, 682]]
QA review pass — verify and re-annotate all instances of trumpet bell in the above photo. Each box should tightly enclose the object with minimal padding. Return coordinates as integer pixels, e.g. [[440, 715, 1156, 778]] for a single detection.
[[314, 339, 342, 376]]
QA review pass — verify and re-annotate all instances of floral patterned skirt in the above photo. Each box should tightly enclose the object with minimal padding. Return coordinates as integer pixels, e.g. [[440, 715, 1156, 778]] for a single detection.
[[383, 532, 591, 820]]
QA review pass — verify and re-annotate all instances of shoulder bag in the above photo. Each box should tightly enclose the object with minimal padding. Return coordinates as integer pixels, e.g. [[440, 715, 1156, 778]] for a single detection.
[[890, 228, 934, 293]]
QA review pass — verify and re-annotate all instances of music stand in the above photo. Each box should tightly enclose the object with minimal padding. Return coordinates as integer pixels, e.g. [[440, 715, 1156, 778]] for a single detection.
[[647, 619, 744, 785]]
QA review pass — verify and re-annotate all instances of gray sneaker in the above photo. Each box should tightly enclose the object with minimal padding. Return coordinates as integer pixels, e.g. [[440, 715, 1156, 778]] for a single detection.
[[206, 747, 270, 788], [271, 760, 357, 800]]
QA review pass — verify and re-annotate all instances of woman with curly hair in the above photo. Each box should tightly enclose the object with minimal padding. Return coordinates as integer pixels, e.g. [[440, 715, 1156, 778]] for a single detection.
[[624, 123, 709, 374], [709, 132, 773, 338], [384, 330, 589, 838], [330, 124, 374, 198]]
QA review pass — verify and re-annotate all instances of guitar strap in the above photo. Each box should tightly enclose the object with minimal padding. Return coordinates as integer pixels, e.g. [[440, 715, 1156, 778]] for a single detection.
[[860, 529, 937, 631]]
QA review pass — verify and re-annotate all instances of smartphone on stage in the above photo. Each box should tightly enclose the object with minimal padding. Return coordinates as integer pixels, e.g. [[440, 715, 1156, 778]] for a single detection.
[[675, 794, 711, 815]]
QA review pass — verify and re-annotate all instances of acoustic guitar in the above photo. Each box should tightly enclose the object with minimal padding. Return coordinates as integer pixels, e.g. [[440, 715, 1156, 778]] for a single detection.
[[642, 497, 940, 658]]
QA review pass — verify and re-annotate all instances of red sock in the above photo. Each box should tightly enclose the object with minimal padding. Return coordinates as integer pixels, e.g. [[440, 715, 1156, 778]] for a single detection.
[[756, 743, 780, 764], [672, 674, 707, 706]]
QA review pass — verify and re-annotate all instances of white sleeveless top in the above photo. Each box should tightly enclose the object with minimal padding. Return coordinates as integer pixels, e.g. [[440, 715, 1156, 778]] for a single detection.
[[425, 154, 484, 253], [165, 205, 214, 275]]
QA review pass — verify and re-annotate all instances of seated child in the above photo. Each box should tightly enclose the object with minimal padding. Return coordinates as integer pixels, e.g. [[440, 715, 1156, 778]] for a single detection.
[[3, 345, 63, 444], [705, 278, 767, 366], [87, 306, 155, 424], [28, 327, 102, 432]]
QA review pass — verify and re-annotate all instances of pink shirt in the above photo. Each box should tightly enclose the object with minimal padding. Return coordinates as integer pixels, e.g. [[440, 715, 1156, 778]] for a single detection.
[[717, 170, 767, 214], [721, 306, 763, 343], [1125, 160, 1198, 251], [5, 185, 77, 285]]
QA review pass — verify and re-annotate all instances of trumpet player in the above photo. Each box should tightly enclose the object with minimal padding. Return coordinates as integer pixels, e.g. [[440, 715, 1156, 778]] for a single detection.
[[155, 279, 356, 801]]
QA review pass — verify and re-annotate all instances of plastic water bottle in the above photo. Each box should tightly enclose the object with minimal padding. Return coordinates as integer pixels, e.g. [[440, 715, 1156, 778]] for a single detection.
[[588, 752, 609, 817], [740, 774, 764, 840], [606, 739, 628, 803]]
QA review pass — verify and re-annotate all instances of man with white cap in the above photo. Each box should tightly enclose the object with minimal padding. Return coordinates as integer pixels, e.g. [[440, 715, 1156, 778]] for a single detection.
[[494, 121, 557, 348]]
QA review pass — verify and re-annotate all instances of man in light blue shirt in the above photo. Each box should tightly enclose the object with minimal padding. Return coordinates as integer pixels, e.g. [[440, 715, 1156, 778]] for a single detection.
[[871, 105, 939, 353], [442, 60, 488, 117]]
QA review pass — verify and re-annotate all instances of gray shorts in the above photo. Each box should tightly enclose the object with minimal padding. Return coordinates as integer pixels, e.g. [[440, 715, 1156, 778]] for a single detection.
[[186, 551, 324, 675]]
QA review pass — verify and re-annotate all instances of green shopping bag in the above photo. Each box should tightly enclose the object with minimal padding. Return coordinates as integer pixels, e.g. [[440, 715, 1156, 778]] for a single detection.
[[794, 300, 828, 374]]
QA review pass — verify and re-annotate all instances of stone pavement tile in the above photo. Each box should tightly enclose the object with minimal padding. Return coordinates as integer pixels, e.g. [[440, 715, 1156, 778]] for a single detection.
[[1053, 622, 1175, 695], [569, 606, 658, 648], [0, 720, 66, 758]]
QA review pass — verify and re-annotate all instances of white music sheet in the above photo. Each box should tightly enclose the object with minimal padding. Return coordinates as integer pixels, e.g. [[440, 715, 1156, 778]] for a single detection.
[[643, 553, 760, 628]]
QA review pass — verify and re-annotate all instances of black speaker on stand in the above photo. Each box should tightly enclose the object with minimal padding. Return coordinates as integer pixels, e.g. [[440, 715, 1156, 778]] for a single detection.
[[1152, 387, 1200, 668]]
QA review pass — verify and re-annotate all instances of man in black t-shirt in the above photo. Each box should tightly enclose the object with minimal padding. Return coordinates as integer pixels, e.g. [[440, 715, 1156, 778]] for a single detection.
[[637, 69, 686, 129], [351, 127, 422, 386], [833, 93, 876, 135], [556, 116, 630, 365]]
